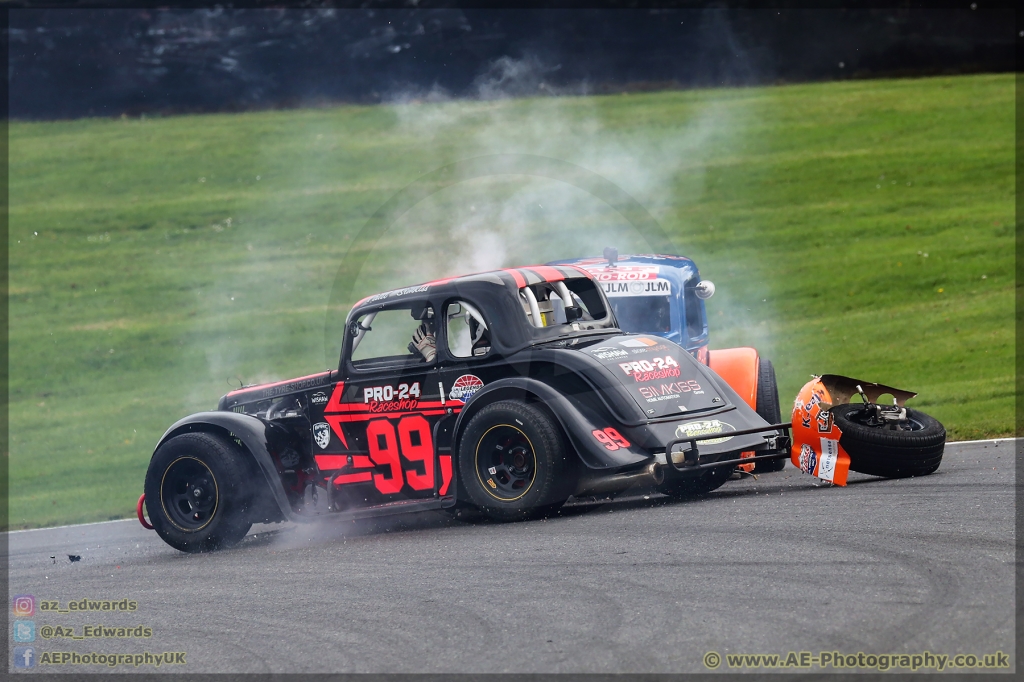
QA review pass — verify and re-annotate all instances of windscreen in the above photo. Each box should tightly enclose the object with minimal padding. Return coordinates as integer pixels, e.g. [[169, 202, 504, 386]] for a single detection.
[[608, 296, 672, 333]]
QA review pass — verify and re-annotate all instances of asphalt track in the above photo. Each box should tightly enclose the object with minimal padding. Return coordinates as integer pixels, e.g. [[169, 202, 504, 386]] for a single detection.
[[6, 439, 1017, 674]]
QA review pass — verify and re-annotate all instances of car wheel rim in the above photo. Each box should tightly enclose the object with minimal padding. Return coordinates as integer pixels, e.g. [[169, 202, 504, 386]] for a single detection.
[[845, 407, 925, 431], [475, 424, 537, 502], [160, 457, 219, 532]]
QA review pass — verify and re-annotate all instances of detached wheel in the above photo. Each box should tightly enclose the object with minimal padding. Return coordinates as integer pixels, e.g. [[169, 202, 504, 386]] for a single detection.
[[657, 464, 734, 498], [830, 404, 945, 478], [752, 358, 786, 473], [457, 401, 573, 521], [144, 432, 254, 552]]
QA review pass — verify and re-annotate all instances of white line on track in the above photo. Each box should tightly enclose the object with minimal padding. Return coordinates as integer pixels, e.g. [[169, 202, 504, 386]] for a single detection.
[[6, 437, 1018, 536], [5, 518, 138, 534]]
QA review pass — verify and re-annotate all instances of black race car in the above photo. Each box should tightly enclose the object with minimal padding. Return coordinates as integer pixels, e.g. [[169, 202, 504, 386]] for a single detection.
[[141, 265, 791, 552]]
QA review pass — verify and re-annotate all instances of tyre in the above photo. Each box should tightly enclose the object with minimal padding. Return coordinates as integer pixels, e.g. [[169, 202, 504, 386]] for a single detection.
[[457, 400, 573, 521], [830, 404, 945, 478], [657, 464, 734, 498], [752, 358, 786, 473], [144, 432, 255, 552]]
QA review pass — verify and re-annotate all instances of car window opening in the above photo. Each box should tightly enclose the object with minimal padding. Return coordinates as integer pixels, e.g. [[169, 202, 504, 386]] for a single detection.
[[518, 280, 608, 330], [350, 304, 436, 368], [446, 301, 492, 358]]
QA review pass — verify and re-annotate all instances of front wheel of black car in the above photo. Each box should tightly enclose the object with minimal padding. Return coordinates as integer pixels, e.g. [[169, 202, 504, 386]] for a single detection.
[[657, 464, 734, 499], [458, 400, 572, 521], [144, 432, 254, 553], [752, 358, 786, 473]]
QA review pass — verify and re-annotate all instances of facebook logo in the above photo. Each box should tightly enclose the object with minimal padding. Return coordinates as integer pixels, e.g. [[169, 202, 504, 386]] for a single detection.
[[13, 646, 36, 668], [13, 620, 35, 642]]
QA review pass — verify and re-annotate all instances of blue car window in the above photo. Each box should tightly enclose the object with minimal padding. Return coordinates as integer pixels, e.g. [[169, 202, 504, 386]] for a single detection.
[[608, 296, 672, 333]]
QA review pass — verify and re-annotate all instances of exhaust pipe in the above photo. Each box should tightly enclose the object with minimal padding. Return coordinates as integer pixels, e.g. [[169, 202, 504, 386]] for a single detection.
[[574, 462, 664, 497]]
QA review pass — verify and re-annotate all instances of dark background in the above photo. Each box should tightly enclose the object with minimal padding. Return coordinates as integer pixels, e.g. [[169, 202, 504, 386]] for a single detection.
[[7, 4, 1018, 120]]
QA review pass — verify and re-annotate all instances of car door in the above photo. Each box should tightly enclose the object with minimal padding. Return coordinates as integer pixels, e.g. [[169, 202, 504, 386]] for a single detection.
[[306, 301, 453, 511]]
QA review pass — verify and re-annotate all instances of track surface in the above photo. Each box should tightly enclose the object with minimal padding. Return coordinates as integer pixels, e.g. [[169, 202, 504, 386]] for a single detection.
[[6, 440, 1017, 674]]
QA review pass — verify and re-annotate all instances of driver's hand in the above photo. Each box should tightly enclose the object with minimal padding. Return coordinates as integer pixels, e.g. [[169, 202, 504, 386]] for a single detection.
[[411, 324, 436, 362]]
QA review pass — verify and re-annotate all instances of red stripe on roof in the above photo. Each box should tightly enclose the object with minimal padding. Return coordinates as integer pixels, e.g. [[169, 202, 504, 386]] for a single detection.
[[524, 265, 565, 282], [503, 268, 527, 288], [560, 264, 594, 279]]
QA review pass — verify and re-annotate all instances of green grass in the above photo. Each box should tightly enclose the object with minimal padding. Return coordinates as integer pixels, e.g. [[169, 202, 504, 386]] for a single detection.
[[8, 73, 1014, 528]]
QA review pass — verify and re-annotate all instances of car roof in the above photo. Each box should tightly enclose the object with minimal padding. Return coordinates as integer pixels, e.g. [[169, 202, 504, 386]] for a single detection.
[[346, 264, 617, 357], [351, 264, 593, 310], [549, 254, 700, 287]]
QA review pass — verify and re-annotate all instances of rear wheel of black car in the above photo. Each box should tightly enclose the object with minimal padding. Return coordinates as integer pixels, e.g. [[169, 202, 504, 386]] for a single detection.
[[657, 464, 734, 499], [830, 404, 945, 478], [144, 432, 254, 553], [752, 358, 786, 473], [458, 400, 573, 521]]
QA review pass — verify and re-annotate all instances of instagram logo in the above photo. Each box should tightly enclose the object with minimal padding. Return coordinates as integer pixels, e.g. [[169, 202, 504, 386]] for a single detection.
[[12, 595, 35, 617]]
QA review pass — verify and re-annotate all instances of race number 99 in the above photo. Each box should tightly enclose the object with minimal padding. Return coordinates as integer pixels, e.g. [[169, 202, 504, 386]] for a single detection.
[[366, 416, 435, 493], [592, 427, 630, 451]]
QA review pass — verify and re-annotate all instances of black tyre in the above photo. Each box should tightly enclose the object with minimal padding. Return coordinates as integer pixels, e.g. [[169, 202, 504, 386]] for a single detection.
[[144, 432, 254, 552], [830, 404, 945, 478], [457, 400, 573, 521], [657, 464, 734, 498], [752, 358, 786, 473]]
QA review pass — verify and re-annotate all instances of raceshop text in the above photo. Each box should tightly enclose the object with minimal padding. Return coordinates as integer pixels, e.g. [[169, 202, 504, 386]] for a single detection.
[[702, 650, 1011, 672]]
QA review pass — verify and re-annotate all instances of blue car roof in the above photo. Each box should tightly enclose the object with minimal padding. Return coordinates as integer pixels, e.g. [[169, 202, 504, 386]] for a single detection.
[[549, 253, 707, 351], [549, 254, 701, 287]]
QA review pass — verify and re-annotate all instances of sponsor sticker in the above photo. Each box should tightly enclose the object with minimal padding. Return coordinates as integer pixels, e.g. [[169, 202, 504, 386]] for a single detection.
[[601, 279, 671, 297], [674, 419, 736, 445], [618, 356, 681, 383], [816, 409, 834, 433], [365, 284, 430, 304], [311, 391, 328, 406], [619, 337, 659, 348], [589, 346, 629, 360], [580, 264, 660, 281], [818, 438, 839, 481], [449, 375, 484, 402], [799, 443, 817, 474], [313, 422, 332, 450], [638, 380, 703, 402], [629, 344, 669, 354], [796, 389, 826, 429], [363, 382, 421, 403]]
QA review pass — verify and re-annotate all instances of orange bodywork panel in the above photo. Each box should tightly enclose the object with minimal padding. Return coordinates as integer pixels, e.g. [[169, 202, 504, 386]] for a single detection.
[[790, 377, 851, 485], [708, 347, 759, 409], [708, 347, 760, 473]]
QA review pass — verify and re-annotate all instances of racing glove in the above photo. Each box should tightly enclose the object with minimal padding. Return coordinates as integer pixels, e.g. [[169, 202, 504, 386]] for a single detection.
[[411, 324, 436, 362]]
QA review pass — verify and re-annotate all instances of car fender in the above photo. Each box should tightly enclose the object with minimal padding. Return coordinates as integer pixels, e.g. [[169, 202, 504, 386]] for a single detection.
[[708, 347, 759, 410], [154, 411, 297, 522], [451, 377, 648, 470]]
